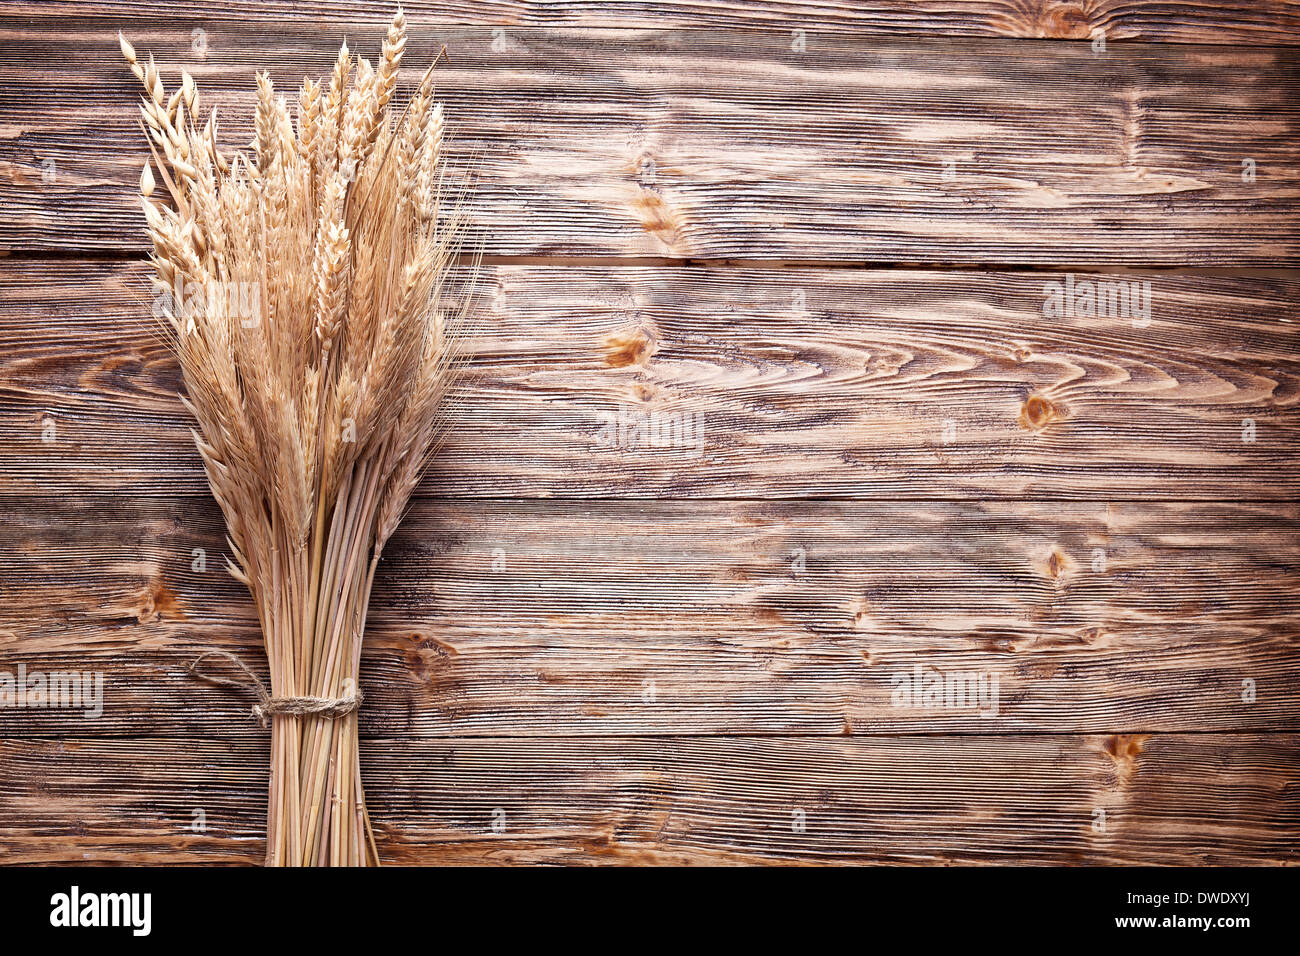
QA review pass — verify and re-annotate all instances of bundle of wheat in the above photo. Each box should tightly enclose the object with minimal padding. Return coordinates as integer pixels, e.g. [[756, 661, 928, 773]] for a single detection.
[[122, 8, 472, 866]]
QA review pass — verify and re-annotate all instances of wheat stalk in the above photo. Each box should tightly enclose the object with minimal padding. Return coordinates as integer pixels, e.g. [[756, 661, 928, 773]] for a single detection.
[[122, 7, 474, 866]]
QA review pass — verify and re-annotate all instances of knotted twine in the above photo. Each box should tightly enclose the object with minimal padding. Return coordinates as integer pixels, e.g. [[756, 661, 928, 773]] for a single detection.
[[187, 650, 363, 728]]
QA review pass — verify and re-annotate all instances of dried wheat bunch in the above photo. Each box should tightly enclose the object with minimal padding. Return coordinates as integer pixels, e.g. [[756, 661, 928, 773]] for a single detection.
[[121, 8, 473, 866]]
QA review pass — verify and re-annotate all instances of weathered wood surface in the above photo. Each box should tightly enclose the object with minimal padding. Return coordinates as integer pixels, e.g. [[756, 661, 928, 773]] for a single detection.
[[2, 497, 1297, 737], [1, 4, 1297, 867], [2, 25, 1298, 263], [1, 734, 1295, 865], [2, 261, 1296, 499], [4, 1, 1300, 43]]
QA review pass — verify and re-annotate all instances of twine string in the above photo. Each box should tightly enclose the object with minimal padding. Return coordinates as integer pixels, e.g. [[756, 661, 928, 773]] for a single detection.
[[187, 650, 363, 728]]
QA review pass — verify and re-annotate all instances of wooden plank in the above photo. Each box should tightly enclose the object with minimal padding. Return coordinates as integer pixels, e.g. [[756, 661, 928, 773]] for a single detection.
[[2, 260, 1296, 499], [2, 25, 1298, 262], [3, 495, 1297, 736], [4, 1, 1299, 44], [1, 734, 1294, 864]]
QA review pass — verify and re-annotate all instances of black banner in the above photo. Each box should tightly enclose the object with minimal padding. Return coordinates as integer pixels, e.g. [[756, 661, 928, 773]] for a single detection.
[[0, 865, 1286, 944]]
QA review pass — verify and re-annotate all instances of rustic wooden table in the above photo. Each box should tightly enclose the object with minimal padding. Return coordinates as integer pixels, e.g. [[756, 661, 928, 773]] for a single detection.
[[0, 1, 1297, 865]]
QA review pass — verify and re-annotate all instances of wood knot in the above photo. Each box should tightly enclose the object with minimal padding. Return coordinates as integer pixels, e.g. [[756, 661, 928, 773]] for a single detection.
[[631, 189, 680, 248], [138, 579, 184, 623], [1018, 393, 1061, 431], [850, 598, 874, 631], [1026, 2, 1097, 39], [1103, 733, 1150, 784], [1040, 547, 1074, 587], [1047, 549, 1065, 579], [409, 632, 458, 658], [604, 325, 658, 368]]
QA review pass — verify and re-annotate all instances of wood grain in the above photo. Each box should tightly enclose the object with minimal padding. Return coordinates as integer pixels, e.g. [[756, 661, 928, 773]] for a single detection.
[[1, 6, 1296, 868], [4, 1, 1299, 43], [2, 496, 1296, 736], [1, 734, 1294, 865], [2, 261, 1296, 499], [2, 25, 1298, 262]]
